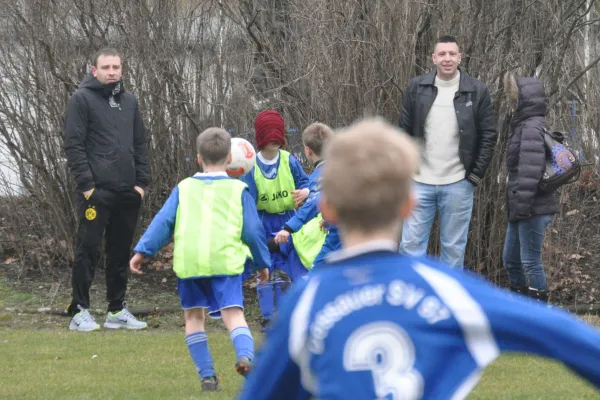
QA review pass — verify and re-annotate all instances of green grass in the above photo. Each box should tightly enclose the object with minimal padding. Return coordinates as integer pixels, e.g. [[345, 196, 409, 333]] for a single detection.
[[473, 356, 599, 399], [2, 276, 599, 399], [0, 329, 242, 400], [1, 328, 599, 399]]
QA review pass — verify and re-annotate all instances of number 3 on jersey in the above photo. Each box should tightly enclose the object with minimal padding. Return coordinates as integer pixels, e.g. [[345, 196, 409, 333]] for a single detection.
[[343, 322, 424, 400]]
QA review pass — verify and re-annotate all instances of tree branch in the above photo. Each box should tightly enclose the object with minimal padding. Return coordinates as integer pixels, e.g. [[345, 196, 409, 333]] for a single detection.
[[549, 53, 600, 106]]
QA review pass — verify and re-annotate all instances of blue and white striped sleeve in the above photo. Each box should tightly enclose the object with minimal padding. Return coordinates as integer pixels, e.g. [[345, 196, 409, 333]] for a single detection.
[[427, 264, 600, 390], [480, 287, 600, 388], [238, 280, 314, 399]]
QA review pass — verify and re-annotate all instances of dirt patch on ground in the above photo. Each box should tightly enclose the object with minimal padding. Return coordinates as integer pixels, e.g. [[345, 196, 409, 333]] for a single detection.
[[0, 258, 263, 331]]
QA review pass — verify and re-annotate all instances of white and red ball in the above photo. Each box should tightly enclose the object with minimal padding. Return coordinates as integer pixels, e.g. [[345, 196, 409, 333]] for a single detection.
[[226, 137, 257, 177]]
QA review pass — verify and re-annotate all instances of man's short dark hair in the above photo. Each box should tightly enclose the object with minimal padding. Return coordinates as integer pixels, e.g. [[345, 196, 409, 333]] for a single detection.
[[436, 35, 459, 48], [92, 48, 122, 66]]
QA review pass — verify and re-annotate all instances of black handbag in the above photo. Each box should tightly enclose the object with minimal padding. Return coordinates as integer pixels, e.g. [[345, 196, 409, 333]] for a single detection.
[[539, 128, 581, 192]]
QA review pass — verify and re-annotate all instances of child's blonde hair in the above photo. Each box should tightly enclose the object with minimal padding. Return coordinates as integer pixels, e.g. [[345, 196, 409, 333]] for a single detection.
[[321, 118, 419, 232], [302, 122, 334, 156], [196, 128, 231, 165]]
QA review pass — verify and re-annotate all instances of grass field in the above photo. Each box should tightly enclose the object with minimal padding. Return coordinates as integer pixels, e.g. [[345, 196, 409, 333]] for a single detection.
[[1, 326, 600, 399], [2, 276, 600, 399]]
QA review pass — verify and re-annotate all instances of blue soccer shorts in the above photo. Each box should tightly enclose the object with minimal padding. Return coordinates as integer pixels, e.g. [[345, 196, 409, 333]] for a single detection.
[[177, 275, 244, 319]]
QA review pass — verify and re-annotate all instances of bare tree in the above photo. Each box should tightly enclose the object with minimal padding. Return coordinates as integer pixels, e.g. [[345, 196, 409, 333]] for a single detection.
[[0, 0, 598, 304]]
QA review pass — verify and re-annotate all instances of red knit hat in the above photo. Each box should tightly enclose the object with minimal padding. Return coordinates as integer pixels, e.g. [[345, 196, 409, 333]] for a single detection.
[[254, 110, 286, 150]]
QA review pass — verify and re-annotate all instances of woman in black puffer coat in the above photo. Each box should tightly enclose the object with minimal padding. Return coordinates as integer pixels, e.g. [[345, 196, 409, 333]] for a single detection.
[[503, 73, 558, 302]]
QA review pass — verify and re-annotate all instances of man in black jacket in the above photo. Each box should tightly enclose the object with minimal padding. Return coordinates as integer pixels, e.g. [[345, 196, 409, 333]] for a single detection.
[[398, 36, 497, 268], [63, 48, 149, 331]]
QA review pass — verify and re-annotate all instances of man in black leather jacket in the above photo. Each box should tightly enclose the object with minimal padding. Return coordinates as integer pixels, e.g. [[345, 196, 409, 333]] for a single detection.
[[63, 48, 149, 331], [398, 35, 497, 268]]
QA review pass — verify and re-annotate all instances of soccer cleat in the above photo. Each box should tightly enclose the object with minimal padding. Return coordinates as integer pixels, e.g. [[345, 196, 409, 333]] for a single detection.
[[103, 302, 148, 330], [69, 305, 100, 332], [201, 376, 221, 392], [235, 357, 253, 377]]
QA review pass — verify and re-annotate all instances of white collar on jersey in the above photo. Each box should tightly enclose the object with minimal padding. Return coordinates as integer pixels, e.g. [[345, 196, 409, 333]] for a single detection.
[[193, 171, 228, 178], [257, 151, 279, 165], [325, 239, 398, 263]]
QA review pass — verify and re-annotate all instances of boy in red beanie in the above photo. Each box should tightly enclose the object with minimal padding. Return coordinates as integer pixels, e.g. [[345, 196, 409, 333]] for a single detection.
[[241, 110, 309, 331]]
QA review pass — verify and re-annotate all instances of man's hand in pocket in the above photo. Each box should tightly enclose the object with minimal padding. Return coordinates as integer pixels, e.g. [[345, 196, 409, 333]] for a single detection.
[[134, 186, 145, 199]]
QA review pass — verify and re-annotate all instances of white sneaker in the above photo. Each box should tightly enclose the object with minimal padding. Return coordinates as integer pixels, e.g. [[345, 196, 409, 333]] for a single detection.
[[103, 302, 147, 330], [69, 306, 100, 332]]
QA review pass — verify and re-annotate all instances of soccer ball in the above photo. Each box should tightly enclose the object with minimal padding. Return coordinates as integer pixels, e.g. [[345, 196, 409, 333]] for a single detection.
[[227, 137, 256, 178]]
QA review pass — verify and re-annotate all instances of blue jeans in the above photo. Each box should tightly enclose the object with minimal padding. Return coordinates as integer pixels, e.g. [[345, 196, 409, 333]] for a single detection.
[[400, 179, 474, 268], [503, 215, 554, 291]]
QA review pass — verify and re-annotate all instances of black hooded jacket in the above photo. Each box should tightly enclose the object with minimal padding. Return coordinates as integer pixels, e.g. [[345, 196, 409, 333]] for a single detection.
[[63, 73, 149, 192], [506, 77, 558, 222]]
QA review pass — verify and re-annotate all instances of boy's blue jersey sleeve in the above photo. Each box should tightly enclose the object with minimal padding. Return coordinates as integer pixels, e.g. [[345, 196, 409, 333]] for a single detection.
[[133, 187, 180, 257], [238, 280, 312, 400], [461, 271, 600, 388], [285, 167, 321, 232], [240, 170, 258, 203], [285, 193, 320, 232], [241, 189, 270, 269], [289, 155, 309, 190]]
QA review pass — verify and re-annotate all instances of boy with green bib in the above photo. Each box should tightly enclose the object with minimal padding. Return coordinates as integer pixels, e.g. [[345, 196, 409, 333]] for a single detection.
[[130, 128, 270, 392], [273, 123, 338, 277], [241, 110, 309, 331]]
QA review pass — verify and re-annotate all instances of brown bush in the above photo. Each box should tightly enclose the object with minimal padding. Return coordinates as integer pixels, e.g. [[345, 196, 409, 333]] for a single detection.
[[0, 0, 598, 304]]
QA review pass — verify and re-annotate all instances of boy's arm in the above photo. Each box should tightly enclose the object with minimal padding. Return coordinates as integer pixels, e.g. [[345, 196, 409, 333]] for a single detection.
[[284, 191, 320, 232], [290, 155, 310, 190], [416, 263, 600, 389], [241, 189, 270, 269], [133, 187, 180, 257], [486, 293, 600, 387], [238, 281, 313, 400], [240, 169, 259, 204]]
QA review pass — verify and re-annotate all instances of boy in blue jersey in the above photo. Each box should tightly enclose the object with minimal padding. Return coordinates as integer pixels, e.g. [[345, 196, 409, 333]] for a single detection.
[[239, 119, 600, 399], [241, 110, 309, 330], [129, 128, 270, 392], [274, 122, 341, 274]]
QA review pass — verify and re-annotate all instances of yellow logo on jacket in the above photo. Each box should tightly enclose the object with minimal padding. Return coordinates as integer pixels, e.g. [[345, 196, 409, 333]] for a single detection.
[[85, 207, 97, 221]]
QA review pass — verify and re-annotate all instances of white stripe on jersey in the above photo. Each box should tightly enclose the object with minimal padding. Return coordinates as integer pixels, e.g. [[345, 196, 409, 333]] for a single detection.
[[414, 263, 500, 400], [450, 370, 483, 400], [414, 263, 500, 366], [289, 278, 321, 395]]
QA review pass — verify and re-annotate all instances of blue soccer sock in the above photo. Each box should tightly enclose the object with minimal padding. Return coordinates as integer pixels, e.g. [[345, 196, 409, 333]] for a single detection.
[[230, 327, 254, 361], [185, 332, 215, 378], [257, 280, 275, 320]]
